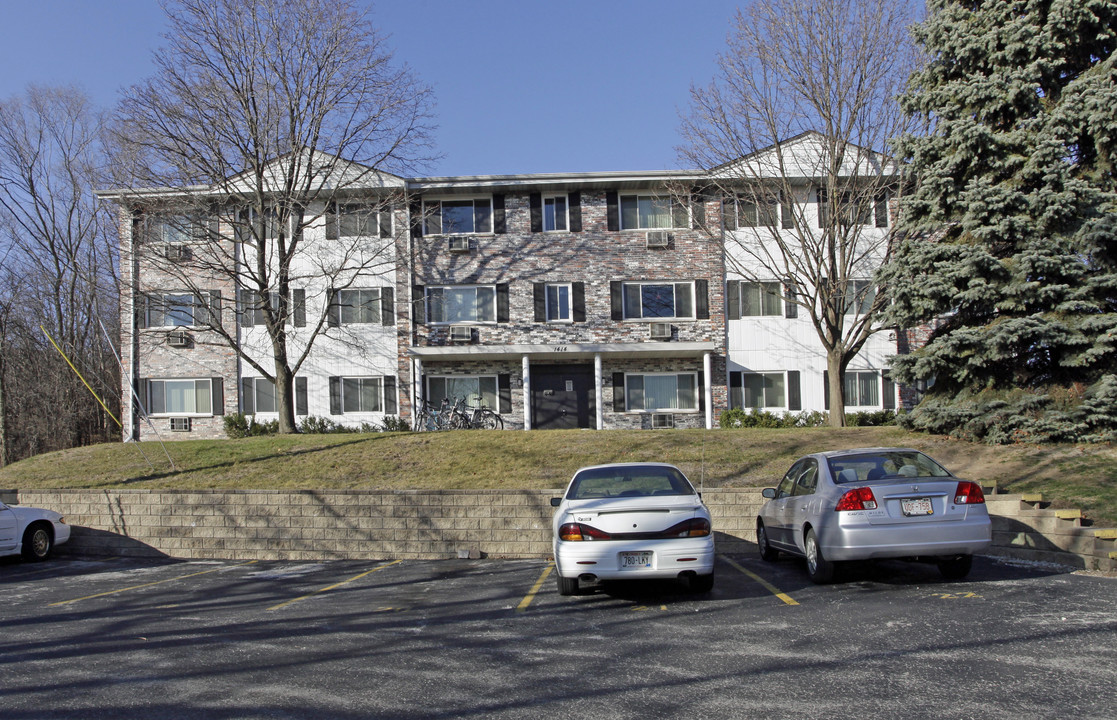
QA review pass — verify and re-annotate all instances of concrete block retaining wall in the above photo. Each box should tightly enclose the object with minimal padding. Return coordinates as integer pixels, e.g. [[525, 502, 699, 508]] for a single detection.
[[4, 488, 1112, 570]]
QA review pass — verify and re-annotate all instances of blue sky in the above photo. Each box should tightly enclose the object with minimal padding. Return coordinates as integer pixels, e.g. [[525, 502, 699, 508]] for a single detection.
[[0, 0, 742, 177]]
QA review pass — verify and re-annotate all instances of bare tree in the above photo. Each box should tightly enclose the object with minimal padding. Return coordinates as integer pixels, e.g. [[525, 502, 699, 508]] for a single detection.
[[111, 0, 436, 433], [678, 0, 921, 425]]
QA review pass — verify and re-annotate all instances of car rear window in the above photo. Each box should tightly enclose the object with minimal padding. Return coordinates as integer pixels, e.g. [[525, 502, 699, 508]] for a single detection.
[[827, 451, 952, 483], [567, 466, 696, 500]]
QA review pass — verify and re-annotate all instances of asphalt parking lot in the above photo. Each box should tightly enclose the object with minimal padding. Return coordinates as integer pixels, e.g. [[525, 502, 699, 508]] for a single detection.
[[3, 552, 1115, 719]]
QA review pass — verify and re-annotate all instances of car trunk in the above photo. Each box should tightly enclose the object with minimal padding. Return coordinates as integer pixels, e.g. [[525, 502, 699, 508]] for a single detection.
[[861, 478, 971, 526], [564, 496, 701, 535]]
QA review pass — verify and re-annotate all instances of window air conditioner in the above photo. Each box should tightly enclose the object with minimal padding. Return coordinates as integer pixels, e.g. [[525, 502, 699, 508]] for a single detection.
[[652, 413, 675, 429], [164, 244, 190, 261], [170, 417, 192, 432], [448, 236, 470, 253], [649, 322, 672, 340], [167, 330, 190, 348], [645, 231, 671, 248], [449, 325, 472, 342]]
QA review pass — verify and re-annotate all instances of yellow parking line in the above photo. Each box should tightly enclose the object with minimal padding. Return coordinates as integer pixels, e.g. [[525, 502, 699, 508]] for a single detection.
[[719, 554, 799, 606], [267, 559, 402, 611], [49, 560, 258, 607], [516, 563, 553, 612]]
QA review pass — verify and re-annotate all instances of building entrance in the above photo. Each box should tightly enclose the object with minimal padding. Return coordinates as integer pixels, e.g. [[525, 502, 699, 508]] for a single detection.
[[530, 364, 595, 430]]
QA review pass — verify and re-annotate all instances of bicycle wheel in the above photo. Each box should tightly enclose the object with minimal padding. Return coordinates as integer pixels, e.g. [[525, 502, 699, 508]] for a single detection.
[[480, 410, 503, 430]]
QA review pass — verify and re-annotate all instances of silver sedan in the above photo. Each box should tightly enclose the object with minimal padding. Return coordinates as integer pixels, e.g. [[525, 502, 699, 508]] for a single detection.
[[756, 448, 991, 583]]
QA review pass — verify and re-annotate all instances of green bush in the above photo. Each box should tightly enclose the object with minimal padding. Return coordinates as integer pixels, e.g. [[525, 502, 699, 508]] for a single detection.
[[718, 408, 893, 429], [223, 413, 279, 438], [380, 416, 410, 432]]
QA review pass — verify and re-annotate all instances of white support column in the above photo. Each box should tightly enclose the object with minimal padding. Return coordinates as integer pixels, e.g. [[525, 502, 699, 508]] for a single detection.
[[704, 352, 713, 429], [594, 353, 604, 430], [412, 358, 424, 418], [522, 355, 531, 431]]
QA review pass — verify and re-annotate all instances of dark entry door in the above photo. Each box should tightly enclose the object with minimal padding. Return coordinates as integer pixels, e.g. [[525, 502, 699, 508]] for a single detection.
[[531, 364, 595, 430]]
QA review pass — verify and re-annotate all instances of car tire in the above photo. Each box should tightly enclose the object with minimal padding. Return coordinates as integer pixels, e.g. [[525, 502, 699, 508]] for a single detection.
[[938, 554, 973, 580], [804, 528, 834, 584], [556, 573, 579, 596], [22, 523, 53, 562], [688, 572, 714, 594], [757, 521, 779, 562]]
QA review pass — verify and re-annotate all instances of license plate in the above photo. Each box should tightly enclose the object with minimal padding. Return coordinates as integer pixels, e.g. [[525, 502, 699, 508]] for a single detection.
[[901, 497, 933, 516], [620, 551, 653, 568]]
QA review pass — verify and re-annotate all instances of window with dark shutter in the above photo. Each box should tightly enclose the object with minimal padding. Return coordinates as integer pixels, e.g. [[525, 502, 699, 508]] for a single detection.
[[384, 376, 397, 415], [726, 280, 741, 320], [493, 194, 506, 234], [328, 377, 341, 415], [571, 282, 586, 322], [612, 372, 626, 412], [882, 371, 896, 410], [533, 283, 546, 322], [498, 374, 512, 413], [241, 377, 254, 415], [695, 280, 709, 320], [783, 283, 798, 319], [568, 191, 582, 232], [610, 281, 623, 321], [381, 287, 395, 326], [295, 377, 308, 416], [606, 191, 619, 231], [211, 378, 224, 416], [529, 193, 542, 233], [787, 371, 801, 411], [496, 284, 510, 323], [293, 289, 306, 327]]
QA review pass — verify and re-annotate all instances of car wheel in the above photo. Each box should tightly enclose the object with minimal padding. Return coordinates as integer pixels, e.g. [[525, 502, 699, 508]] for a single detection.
[[22, 523, 53, 561], [556, 573, 579, 596], [688, 572, 714, 594], [757, 521, 779, 562], [804, 528, 833, 584], [938, 554, 973, 580]]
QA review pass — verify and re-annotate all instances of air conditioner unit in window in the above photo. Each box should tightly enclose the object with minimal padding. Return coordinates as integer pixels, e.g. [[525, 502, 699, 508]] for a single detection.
[[164, 244, 190, 261], [169, 417, 192, 432], [652, 413, 675, 429], [645, 231, 672, 248], [167, 330, 190, 348], [649, 322, 673, 340], [448, 236, 470, 253], [449, 325, 473, 342]]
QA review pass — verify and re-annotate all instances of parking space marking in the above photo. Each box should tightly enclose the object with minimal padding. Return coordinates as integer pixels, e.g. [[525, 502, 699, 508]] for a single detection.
[[515, 563, 553, 613], [719, 555, 800, 606], [48, 560, 259, 607], [266, 559, 402, 611]]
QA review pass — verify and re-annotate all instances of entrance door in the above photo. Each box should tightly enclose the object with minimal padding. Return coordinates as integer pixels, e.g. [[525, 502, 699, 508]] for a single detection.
[[531, 364, 595, 430]]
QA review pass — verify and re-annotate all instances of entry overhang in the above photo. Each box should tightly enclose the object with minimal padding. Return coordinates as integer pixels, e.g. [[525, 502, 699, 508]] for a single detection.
[[407, 341, 717, 362]]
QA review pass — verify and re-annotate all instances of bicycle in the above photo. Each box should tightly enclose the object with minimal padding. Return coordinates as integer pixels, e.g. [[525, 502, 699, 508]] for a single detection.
[[413, 398, 453, 432]]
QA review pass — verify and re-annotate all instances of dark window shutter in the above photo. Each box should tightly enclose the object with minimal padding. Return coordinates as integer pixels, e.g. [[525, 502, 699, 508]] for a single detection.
[[606, 191, 619, 231], [208, 290, 222, 328], [781, 191, 794, 229], [823, 370, 830, 411], [496, 284, 510, 323], [413, 285, 426, 323], [817, 188, 828, 229], [326, 203, 339, 240], [295, 377, 308, 416], [211, 378, 224, 416], [612, 372, 626, 413], [726, 281, 741, 320], [875, 193, 889, 228], [136, 294, 149, 329], [729, 371, 743, 409], [328, 376, 341, 415], [529, 193, 543, 233], [695, 280, 709, 319], [379, 208, 392, 238], [698, 371, 705, 412], [493, 194, 506, 234], [409, 199, 423, 238], [787, 371, 801, 411], [498, 374, 512, 414], [381, 287, 395, 326], [149, 379, 165, 414], [533, 283, 546, 322], [784, 283, 798, 319], [237, 289, 254, 328], [882, 371, 896, 410], [327, 289, 339, 327], [572, 282, 586, 322], [138, 379, 150, 414], [723, 197, 737, 231], [241, 378, 254, 415], [568, 191, 582, 232], [384, 375, 397, 415], [293, 288, 306, 327], [691, 194, 706, 229], [610, 281, 623, 321]]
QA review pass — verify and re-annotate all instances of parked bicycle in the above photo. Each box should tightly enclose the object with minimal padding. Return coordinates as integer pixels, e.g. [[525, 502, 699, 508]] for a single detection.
[[415, 397, 503, 431], [413, 398, 454, 432]]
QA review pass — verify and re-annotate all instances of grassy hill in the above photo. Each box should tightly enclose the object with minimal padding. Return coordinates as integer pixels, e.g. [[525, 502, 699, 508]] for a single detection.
[[2, 427, 1115, 525]]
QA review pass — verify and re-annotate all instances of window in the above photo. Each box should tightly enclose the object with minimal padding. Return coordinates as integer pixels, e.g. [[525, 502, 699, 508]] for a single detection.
[[622, 282, 694, 320], [624, 373, 698, 412], [740, 372, 786, 409], [424, 198, 492, 235], [740, 282, 783, 316], [332, 288, 382, 325], [144, 293, 200, 327], [236, 206, 284, 241], [427, 285, 496, 324], [736, 192, 779, 228], [148, 379, 212, 415], [427, 376, 498, 409], [243, 377, 276, 413], [844, 280, 876, 316], [543, 196, 567, 232], [327, 203, 386, 239], [620, 194, 688, 230], [341, 377, 383, 413], [844, 371, 880, 407], [546, 283, 571, 322], [818, 189, 874, 228]]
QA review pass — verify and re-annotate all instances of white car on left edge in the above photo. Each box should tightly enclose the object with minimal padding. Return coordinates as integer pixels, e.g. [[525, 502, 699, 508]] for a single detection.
[[550, 463, 714, 595], [0, 500, 70, 561]]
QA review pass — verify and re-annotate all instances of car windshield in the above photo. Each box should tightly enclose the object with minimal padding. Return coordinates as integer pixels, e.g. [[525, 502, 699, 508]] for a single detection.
[[827, 451, 953, 483], [567, 466, 696, 500]]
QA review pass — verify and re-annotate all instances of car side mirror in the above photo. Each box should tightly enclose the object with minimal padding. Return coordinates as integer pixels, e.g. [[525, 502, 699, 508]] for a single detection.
[[550, 497, 562, 507], [761, 488, 777, 499]]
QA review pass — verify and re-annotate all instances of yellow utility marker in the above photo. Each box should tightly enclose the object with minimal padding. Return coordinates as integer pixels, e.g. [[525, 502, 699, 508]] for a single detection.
[[719, 555, 799, 606], [49, 560, 258, 607], [267, 559, 402, 611], [516, 563, 554, 612]]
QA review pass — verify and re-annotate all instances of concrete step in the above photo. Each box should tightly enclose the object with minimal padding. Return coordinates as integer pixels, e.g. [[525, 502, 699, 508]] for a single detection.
[[1094, 529, 1117, 541]]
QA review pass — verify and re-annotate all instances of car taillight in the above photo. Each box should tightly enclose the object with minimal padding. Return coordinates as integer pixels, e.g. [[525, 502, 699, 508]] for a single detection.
[[835, 486, 878, 511], [954, 481, 986, 504], [558, 523, 611, 541], [665, 518, 711, 537]]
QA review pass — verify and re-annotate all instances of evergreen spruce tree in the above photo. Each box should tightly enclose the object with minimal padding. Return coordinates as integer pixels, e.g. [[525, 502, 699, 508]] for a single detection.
[[881, 0, 1117, 443]]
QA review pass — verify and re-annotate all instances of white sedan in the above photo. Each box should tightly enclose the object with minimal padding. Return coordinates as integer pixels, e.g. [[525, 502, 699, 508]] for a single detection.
[[550, 463, 715, 595], [0, 500, 70, 561]]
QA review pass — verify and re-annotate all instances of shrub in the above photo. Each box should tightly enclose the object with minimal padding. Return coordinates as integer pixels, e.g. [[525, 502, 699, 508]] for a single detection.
[[223, 413, 278, 438], [380, 416, 410, 432]]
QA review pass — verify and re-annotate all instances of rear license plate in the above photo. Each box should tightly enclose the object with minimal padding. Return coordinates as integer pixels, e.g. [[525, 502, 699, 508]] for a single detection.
[[620, 551, 653, 568], [901, 497, 933, 516]]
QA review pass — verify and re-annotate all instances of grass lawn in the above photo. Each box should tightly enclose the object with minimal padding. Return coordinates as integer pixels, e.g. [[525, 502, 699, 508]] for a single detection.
[[2, 427, 1115, 526]]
